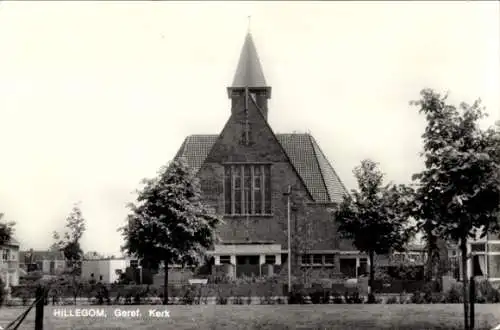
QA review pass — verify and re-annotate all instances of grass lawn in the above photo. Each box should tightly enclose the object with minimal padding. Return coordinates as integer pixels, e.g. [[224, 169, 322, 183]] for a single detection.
[[0, 304, 499, 329]]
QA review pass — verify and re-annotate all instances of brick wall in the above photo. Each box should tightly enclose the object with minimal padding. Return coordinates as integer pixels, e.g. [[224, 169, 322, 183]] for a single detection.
[[196, 93, 341, 274]]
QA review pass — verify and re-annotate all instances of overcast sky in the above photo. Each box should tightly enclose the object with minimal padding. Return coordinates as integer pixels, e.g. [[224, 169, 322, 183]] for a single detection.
[[0, 1, 498, 255]]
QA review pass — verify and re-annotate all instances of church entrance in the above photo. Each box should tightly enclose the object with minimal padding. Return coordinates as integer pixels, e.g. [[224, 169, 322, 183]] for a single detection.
[[236, 255, 260, 278]]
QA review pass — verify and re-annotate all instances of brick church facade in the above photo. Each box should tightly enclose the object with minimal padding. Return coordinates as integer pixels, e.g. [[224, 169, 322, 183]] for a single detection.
[[174, 32, 366, 279]]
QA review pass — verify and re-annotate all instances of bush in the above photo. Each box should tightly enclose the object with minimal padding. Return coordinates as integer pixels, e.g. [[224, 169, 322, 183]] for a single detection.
[[410, 292, 425, 304], [330, 291, 344, 304], [288, 291, 304, 304], [475, 280, 500, 303], [444, 283, 463, 303], [310, 289, 327, 304], [181, 286, 196, 305], [386, 296, 398, 304], [215, 287, 229, 305], [344, 290, 363, 304]]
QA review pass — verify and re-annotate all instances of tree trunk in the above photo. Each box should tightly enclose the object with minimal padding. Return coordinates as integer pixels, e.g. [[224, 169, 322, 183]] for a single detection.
[[425, 236, 434, 282], [368, 251, 375, 303], [163, 260, 169, 305], [460, 238, 470, 330]]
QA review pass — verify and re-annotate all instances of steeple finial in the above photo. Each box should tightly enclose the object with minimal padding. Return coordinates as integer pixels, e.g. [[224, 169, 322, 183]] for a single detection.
[[247, 15, 251, 34]]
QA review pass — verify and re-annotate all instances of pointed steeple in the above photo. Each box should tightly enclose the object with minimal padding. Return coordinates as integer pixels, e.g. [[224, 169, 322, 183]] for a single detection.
[[231, 32, 267, 88], [227, 31, 272, 120]]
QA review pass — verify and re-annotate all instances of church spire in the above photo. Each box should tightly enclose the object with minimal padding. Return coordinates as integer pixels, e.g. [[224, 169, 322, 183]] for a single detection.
[[227, 30, 272, 120], [231, 32, 267, 88]]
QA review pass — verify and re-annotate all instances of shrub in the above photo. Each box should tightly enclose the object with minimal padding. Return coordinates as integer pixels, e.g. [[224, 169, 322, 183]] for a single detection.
[[310, 289, 327, 304], [288, 292, 304, 304], [444, 283, 463, 303], [330, 291, 344, 304], [386, 296, 398, 304], [181, 286, 196, 305], [476, 280, 500, 303], [344, 290, 363, 304], [215, 287, 229, 305], [427, 292, 446, 304], [410, 292, 425, 304], [233, 295, 244, 305]]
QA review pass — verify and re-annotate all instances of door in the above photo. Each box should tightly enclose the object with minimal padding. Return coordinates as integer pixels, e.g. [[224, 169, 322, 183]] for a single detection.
[[236, 255, 260, 278]]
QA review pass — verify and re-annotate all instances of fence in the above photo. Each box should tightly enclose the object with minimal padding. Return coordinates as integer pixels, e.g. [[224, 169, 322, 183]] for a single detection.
[[370, 280, 428, 294], [10, 282, 286, 302]]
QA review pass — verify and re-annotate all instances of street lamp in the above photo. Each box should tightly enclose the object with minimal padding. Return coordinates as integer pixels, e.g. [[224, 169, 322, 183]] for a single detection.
[[283, 185, 292, 294]]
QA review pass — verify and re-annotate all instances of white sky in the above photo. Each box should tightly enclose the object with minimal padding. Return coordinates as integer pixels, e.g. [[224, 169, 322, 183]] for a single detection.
[[0, 1, 498, 255]]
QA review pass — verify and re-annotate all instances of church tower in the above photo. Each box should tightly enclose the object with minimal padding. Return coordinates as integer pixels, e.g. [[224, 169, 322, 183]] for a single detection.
[[227, 32, 272, 121]]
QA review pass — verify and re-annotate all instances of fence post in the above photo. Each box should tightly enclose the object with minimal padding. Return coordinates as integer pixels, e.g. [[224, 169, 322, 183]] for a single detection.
[[35, 285, 45, 330], [469, 276, 475, 330]]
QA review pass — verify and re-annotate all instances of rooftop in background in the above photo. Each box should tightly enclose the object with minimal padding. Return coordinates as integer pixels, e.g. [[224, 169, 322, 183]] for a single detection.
[[2, 237, 20, 247], [20, 250, 65, 261]]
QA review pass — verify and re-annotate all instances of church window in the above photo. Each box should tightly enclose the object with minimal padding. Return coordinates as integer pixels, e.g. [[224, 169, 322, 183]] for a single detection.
[[224, 164, 272, 215]]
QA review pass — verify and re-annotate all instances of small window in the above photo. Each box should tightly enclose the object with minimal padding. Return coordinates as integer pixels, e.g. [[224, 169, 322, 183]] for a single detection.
[[99, 275, 103, 281], [2, 250, 9, 261], [324, 254, 335, 264], [313, 254, 323, 265], [130, 259, 139, 268], [90, 273, 94, 278], [265, 255, 276, 265], [219, 255, 231, 264]]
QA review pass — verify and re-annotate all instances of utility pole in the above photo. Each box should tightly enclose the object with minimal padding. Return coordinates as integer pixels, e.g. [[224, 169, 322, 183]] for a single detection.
[[284, 185, 292, 293]]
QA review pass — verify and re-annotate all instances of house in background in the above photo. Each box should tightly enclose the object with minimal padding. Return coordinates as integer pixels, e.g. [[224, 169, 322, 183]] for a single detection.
[[0, 238, 20, 287], [81, 258, 135, 284], [19, 249, 67, 275], [459, 232, 500, 286]]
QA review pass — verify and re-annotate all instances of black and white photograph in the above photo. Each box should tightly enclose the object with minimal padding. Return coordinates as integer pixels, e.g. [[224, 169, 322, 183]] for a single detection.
[[0, 1, 499, 329]]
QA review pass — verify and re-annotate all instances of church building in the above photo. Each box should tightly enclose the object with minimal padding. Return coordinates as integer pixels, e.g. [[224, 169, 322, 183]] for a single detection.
[[174, 32, 365, 280]]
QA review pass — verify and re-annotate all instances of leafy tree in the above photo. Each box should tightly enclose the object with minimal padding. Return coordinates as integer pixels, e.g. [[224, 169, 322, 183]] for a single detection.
[[121, 158, 221, 305], [334, 159, 414, 301], [282, 190, 315, 285], [0, 213, 15, 246], [410, 89, 500, 330], [53, 203, 86, 274]]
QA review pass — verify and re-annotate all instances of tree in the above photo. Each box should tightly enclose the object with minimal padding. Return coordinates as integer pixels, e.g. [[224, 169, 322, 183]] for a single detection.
[[53, 202, 86, 274], [120, 158, 221, 305], [0, 213, 15, 246], [334, 159, 414, 301], [410, 89, 500, 330]]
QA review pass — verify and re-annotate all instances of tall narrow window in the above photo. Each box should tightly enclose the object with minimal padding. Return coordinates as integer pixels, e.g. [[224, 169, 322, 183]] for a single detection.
[[244, 167, 251, 214], [224, 164, 272, 215], [253, 166, 262, 214], [233, 166, 242, 214], [264, 165, 272, 214], [224, 166, 232, 214]]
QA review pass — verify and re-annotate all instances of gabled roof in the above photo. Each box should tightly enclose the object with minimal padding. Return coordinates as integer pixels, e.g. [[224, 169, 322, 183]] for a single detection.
[[231, 32, 267, 88], [19, 250, 65, 261], [174, 134, 347, 203]]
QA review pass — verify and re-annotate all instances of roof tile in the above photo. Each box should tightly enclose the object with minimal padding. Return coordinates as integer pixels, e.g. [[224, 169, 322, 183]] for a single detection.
[[175, 133, 347, 203]]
